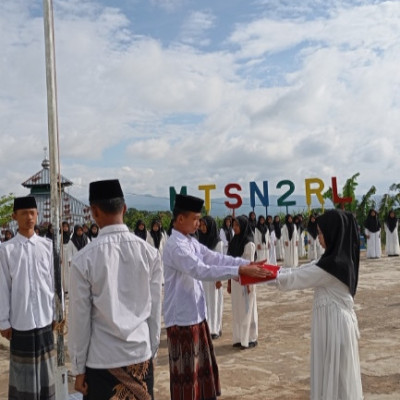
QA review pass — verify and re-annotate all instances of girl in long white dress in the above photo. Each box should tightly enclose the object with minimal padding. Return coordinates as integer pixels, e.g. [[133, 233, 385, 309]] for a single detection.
[[268, 209, 363, 400], [219, 215, 234, 255], [66, 224, 89, 272], [198, 216, 224, 339], [266, 215, 277, 265], [61, 221, 71, 293], [273, 215, 284, 262], [147, 219, 167, 283], [281, 214, 299, 267], [295, 214, 306, 258], [364, 209, 381, 259], [254, 215, 269, 262], [227, 215, 258, 349], [384, 210, 400, 256], [307, 214, 324, 261]]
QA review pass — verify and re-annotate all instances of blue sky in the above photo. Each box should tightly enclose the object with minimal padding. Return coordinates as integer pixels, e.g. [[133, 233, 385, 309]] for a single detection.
[[1, 0, 399, 210]]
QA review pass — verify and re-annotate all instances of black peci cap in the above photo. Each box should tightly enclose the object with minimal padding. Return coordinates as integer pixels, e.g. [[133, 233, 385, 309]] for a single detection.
[[174, 194, 204, 213], [89, 179, 124, 203], [13, 196, 37, 211]]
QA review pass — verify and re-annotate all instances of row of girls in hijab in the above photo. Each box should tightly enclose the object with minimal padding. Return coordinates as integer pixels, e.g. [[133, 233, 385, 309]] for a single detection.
[[133, 219, 168, 254], [61, 221, 99, 294], [248, 211, 325, 268], [196, 212, 323, 349], [364, 208, 400, 258]]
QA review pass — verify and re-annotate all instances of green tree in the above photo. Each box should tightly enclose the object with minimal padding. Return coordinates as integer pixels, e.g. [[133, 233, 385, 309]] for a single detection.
[[323, 173, 360, 212], [0, 193, 15, 227], [378, 183, 400, 218]]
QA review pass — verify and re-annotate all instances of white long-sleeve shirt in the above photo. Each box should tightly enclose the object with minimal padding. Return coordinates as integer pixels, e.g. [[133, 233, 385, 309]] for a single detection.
[[0, 233, 54, 331], [163, 229, 248, 328], [68, 224, 163, 375]]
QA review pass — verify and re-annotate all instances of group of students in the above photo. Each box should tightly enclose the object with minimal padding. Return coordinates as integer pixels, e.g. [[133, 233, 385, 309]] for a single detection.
[[0, 183, 364, 400], [364, 208, 400, 258]]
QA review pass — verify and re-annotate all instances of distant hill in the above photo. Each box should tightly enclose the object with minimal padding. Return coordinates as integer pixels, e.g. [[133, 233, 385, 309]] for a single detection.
[[125, 194, 337, 217]]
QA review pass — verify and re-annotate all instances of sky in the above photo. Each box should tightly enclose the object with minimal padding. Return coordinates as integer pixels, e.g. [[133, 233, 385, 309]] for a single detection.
[[1, 0, 400, 209]]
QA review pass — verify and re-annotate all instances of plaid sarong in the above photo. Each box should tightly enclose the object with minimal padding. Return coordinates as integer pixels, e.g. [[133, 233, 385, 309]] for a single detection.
[[9, 324, 55, 400], [167, 320, 221, 400]]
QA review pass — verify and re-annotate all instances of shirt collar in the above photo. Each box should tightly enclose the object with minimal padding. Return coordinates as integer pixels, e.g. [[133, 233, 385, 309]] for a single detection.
[[171, 229, 194, 242], [15, 232, 39, 245], [98, 224, 129, 236]]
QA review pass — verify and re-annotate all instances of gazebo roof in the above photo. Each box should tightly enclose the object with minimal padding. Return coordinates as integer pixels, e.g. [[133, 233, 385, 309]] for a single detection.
[[22, 157, 73, 188]]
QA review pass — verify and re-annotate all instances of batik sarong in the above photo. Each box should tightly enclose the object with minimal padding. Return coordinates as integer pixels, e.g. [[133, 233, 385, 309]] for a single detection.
[[167, 320, 220, 400], [84, 358, 153, 400], [9, 324, 55, 400]]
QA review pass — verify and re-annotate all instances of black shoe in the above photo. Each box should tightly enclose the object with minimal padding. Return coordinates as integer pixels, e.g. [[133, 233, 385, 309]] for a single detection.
[[232, 342, 241, 348], [211, 334, 220, 340], [248, 341, 258, 348]]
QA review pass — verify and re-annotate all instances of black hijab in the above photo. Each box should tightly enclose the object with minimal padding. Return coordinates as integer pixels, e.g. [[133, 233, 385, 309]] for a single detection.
[[273, 216, 282, 239], [256, 215, 268, 244], [221, 216, 233, 243], [198, 216, 221, 250], [386, 210, 398, 233], [71, 224, 89, 251], [134, 219, 147, 241], [248, 212, 257, 233], [62, 222, 71, 244], [4, 229, 14, 241], [316, 209, 360, 297], [364, 209, 381, 233], [228, 215, 254, 257], [149, 219, 162, 249], [266, 215, 274, 234], [294, 214, 303, 234], [89, 223, 99, 239], [46, 224, 54, 241], [285, 214, 294, 241], [307, 214, 318, 240]]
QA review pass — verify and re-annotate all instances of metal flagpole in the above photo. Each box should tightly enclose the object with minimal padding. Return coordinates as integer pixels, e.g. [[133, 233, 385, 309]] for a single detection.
[[42, 1, 68, 398]]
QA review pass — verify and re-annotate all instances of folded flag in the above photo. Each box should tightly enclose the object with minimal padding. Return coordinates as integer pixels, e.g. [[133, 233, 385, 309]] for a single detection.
[[239, 264, 281, 285]]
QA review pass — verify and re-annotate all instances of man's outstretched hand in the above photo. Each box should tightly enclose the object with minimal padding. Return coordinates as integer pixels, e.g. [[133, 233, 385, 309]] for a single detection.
[[238, 263, 273, 278]]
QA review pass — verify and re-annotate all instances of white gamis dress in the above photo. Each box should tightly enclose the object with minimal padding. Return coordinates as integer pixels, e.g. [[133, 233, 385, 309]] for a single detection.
[[230, 241, 258, 347], [281, 224, 299, 267], [269, 261, 363, 400], [203, 241, 224, 337], [384, 222, 400, 256]]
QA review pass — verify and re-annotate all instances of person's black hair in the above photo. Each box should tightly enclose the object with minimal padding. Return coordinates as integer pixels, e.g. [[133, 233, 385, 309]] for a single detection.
[[173, 207, 192, 219], [90, 197, 125, 214]]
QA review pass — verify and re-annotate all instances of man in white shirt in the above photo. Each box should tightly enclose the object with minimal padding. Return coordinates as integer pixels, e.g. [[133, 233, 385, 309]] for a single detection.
[[163, 194, 270, 400], [0, 196, 56, 400], [68, 179, 162, 400]]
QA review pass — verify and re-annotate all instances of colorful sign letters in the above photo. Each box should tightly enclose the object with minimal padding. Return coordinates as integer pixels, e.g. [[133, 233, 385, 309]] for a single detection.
[[170, 176, 352, 213]]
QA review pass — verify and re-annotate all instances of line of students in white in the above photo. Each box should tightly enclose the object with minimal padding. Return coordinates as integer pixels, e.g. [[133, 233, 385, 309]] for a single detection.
[[128, 212, 321, 351], [127, 209, 399, 353], [363, 208, 400, 258]]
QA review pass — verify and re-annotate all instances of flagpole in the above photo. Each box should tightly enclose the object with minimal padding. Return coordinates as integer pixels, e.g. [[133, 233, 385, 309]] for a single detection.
[[42, 1, 68, 398]]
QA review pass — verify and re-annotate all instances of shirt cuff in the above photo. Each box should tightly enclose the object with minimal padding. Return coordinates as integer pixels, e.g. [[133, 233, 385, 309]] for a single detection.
[[0, 320, 11, 331]]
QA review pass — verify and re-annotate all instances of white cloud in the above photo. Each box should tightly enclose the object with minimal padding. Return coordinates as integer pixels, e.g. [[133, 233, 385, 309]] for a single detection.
[[1, 0, 399, 206], [149, 0, 185, 12], [179, 9, 216, 47]]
